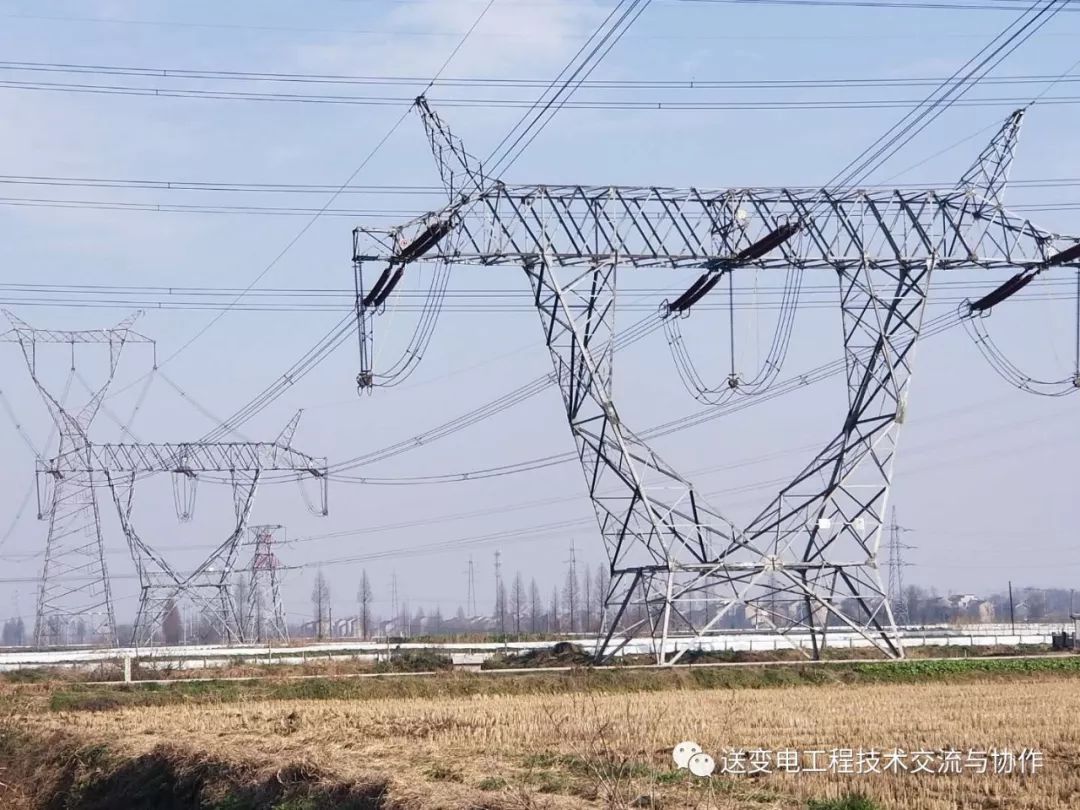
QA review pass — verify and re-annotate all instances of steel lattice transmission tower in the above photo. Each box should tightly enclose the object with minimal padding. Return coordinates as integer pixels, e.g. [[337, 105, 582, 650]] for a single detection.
[[886, 508, 914, 625], [38, 419, 328, 645], [1, 312, 154, 647], [351, 102, 1080, 664], [243, 524, 289, 643]]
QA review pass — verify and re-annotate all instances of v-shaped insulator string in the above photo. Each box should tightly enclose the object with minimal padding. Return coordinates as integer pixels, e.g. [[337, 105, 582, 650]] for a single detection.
[[961, 271, 1080, 397], [663, 265, 804, 405]]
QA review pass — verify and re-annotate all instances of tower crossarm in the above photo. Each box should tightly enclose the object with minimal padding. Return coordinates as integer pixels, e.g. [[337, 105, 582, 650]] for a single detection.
[[0, 327, 155, 345], [40, 441, 327, 478], [354, 184, 1077, 271]]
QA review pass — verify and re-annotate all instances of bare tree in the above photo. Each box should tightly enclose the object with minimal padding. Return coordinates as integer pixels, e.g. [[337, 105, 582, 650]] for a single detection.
[[549, 585, 561, 634], [529, 578, 541, 634], [511, 572, 525, 635], [563, 567, 579, 633], [357, 570, 373, 640], [233, 576, 250, 641], [595, 565, 610, 629], [495, 579, 508, 635], [430, 604, 443, 634], [581, 563, 593, 633], [312, 569, 330, 640]]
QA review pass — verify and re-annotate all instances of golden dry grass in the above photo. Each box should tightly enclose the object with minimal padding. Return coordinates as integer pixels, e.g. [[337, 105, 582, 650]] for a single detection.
[[10, 675, 1080, 809]]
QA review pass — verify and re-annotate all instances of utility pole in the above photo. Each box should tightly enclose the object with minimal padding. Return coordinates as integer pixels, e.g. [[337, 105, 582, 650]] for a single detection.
[[567, 540, 578, 634], [887, 508, 914, 625]]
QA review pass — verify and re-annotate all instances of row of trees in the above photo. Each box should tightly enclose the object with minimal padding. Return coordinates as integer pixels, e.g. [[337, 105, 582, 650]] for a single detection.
[[5, 578, 1074, 649], [310, 565, 614, 640], [1, 617, 26, 646], [896, 585, 1077, 625]]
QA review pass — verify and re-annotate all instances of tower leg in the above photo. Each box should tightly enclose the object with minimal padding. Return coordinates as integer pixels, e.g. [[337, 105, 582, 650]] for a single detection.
[[524, 259, 769, 662], [741, 258, 935, 659], [109, 471, 260, 646], [34, 467, 116, 647]]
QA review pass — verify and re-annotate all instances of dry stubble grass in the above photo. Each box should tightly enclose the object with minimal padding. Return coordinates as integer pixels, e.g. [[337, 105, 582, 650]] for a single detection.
[[13, 675, 1080, 809]]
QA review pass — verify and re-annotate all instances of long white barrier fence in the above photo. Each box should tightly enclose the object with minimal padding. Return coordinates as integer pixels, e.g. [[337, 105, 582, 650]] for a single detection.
[[0, 623, 1065, 680]]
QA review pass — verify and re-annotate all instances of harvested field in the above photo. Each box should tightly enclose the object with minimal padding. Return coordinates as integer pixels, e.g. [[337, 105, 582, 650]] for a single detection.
[[2, 668, 1079, 809]]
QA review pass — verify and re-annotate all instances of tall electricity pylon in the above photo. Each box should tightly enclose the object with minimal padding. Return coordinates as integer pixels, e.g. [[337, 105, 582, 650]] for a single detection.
[[244, 524, 289, 643], [886, 508, 914, 625], [1, 312, 154, 647], [351, 102, 1080, 664], [60, 439, 329, 645]]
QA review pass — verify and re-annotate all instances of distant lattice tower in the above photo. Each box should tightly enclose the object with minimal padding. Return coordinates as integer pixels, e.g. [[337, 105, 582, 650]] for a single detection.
[[1, 311, 153, 647], [244, 525, 289, 643], [887, 508, 913, 625]]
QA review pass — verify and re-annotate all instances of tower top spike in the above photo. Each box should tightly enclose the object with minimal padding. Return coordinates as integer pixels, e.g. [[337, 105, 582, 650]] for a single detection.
[[956, 108, 1025, 209]]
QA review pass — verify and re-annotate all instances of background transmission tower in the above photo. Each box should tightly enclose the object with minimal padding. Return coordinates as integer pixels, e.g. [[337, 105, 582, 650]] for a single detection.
[[1, 312, 153, 647], [887, 508, 914, 625], [466, 555, 477, 617], [244, 524, 289, 643]]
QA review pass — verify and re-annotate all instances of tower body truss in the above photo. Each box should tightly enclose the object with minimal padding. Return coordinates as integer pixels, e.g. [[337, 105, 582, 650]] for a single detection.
[[352, 104, 1080, 662], [1, 313, 152, 647], [39, 437, 328, 647], [244, 525, 289, 643]]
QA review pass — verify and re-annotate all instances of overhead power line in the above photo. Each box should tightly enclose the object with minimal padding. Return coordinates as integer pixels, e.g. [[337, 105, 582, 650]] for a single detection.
[[0, 195, 1078, 218], [10, 60, 1080, 92], [3, 0, 1079, 39], [3, 172, 1080, 196], [9, 78, 1080, 110], [102, 0, 499, 411], [0, 281, 1071, 314], [182, 0, 649, 437], [679, 0, 1080, 8]]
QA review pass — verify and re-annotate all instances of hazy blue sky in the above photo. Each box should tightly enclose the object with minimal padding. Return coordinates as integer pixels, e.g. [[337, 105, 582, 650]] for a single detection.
[[0, 0, 1077, 629]]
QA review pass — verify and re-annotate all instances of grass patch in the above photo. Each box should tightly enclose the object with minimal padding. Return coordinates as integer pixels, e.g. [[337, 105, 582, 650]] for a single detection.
[[424, 763, 463, 783], [808, 795, 882, 810], [374, 651, 453, 673], [527, 752, 651, 780], [2, 667, 50, 683], [483, 641, 596, 669], [522, 769, 573, 794], [477, 776, 508, 791]]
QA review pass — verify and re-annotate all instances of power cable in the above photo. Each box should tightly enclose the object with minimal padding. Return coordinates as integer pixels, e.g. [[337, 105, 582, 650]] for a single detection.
[[158, 1, 501, 437], [110, 0, 500, 403], [663, 0, 1070, 408], [1, 194, 1080, 219], [824, 0, 1069, 189], [4, 173, 1080, 196], [13, 78, 1080, 109], [11, 60, 1080, 91], [953, 52, 1080, 394]]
